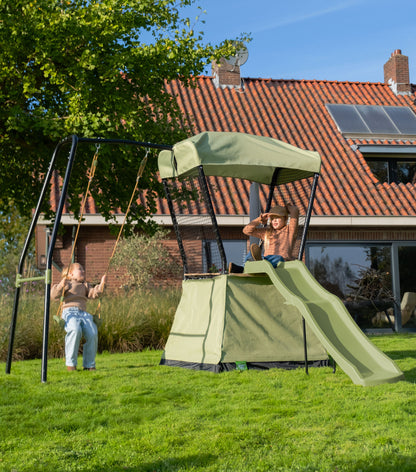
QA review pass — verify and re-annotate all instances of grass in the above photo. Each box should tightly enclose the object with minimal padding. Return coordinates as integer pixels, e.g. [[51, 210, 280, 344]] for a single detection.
[[1, 334, 416, 471]]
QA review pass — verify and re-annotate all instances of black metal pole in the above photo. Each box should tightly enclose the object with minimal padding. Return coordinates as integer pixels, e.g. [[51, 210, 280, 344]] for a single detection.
[[162, 179, 188, 275], [298, 173, 319, 261], [302, 318, 309, 375], [198, 166, 227, 273], [265, 168, 280, 212], [5, 135, 74, 374], [297, 173, 320, 376], [41, 135, 79, 383]]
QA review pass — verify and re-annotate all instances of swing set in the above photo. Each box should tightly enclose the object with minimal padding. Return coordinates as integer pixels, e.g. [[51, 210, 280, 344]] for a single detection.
[[6, 135, 172, 383]]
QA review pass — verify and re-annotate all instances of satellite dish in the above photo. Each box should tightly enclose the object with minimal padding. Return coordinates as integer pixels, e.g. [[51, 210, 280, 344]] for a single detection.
[[225, 45, 249, 68]]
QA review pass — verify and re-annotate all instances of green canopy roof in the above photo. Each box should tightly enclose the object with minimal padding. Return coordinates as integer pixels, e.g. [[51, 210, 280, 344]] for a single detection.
[[158, 131, 321, 184]]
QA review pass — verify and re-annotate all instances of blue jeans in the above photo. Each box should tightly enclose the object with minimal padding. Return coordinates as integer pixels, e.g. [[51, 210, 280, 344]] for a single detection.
[[245, 253, 285, 268], [264, 255, 285, 267], [62, 307, 98, 369]]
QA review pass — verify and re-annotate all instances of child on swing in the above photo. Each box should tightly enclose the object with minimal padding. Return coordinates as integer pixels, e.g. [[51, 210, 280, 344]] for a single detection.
[[229, 204, 299, 273], [51, 263, 106, 371]]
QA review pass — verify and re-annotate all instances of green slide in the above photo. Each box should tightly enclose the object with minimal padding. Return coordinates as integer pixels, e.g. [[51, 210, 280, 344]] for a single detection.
[[244, 260, 405, 386]]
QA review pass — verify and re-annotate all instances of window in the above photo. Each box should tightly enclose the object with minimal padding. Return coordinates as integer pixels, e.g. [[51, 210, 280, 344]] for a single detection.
[[307, 242, 416, 331], [354, 145, 416, 185], [367, 158, 416, 184], [203, 240, 247, 273], [397, 245, 416, 329], [306, 244, 393, 330]]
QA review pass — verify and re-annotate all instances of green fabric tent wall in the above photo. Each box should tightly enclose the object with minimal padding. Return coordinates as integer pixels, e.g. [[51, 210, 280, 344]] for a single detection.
[[160, 274, 328, 371]]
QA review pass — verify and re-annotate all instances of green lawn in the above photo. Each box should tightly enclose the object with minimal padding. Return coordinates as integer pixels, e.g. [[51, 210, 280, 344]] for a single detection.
[[1, 334, 416, 471]]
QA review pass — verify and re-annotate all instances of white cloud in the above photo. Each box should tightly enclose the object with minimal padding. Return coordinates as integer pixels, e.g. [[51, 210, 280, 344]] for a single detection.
[[251, 1, 361, 34]]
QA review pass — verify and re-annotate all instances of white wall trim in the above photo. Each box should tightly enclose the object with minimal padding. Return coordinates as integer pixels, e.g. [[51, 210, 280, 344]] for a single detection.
[[38, 214, 416, 227]]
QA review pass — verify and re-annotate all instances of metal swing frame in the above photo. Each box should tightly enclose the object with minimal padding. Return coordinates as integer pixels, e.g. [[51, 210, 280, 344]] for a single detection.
[[5, 135, 171, 383]]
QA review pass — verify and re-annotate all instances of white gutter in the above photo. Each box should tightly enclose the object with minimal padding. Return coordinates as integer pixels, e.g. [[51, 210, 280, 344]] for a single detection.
[[38, 214, 416, 227], [309, 216, 416, 227]]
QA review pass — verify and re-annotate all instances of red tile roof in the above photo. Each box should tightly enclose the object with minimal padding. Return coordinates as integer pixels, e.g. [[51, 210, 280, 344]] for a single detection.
[[165, 77, 416, 217], [51, 76, 416, 219]]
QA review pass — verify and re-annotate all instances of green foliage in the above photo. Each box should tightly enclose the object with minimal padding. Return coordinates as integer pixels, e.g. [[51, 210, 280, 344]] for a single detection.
[[111, 230, 182, 290], [0, 0, 249, 222], [0, 201, 41, 295], [1, 335, 416, 471]]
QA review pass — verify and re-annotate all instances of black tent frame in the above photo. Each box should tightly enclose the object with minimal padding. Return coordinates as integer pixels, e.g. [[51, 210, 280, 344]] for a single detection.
[[5, 135, 172, 383], [162, 161, 322, 375]]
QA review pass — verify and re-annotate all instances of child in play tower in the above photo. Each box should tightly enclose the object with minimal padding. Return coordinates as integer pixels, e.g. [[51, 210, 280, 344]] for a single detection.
[[228, 204, 299, 273]]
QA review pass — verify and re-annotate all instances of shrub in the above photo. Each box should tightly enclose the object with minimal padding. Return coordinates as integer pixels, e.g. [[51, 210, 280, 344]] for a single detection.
[[0, 287, 181, 362], [111, 230, 182, 291]]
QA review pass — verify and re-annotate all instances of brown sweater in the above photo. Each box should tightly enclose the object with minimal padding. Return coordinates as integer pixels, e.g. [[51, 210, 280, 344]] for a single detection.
[[243, 215, 299, 261], [51, 279, 105, 312]]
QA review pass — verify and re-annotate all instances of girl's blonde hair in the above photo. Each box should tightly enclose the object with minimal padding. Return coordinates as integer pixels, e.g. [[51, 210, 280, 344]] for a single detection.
[[61, 263, 83, 280]]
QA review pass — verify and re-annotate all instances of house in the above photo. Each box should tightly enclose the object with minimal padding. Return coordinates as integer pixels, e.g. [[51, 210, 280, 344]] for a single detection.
[[36, 49, 416, 331]]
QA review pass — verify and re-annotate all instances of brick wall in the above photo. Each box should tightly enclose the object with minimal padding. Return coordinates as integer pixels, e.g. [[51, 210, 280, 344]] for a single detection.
[[383, 49, 411, 94], [37, 224, 183, 291], [36, 224, 416, 291], [212, 58, 241, 88]]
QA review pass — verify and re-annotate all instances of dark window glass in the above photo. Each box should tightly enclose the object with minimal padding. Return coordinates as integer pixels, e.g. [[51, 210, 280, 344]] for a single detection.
[[367, 160, 388, 182], [366, 158, 416, 184], [398, 246, 416, 328], [397, 161, 416, 184], [307, 244, 392, 329]]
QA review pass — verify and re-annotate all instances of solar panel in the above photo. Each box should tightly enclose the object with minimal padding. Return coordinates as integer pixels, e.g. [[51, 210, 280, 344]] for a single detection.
[[326, 104, 369, 134], [384, 106, 416, 135], [326, 104, 416, 137], [356, 105, 397, 134]]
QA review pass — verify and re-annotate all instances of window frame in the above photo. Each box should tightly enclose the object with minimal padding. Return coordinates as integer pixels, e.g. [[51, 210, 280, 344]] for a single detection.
[[366, 156, 416, 184], [305, 240, 416, 333]]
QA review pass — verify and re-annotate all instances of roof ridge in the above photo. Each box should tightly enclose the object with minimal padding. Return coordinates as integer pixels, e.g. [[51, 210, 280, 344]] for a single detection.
[[196, 75, 401, 87]]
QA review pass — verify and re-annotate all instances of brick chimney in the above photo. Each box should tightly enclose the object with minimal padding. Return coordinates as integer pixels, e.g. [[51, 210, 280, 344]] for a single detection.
[[384, 49, 412, 95], [212, 57, 242, 90]]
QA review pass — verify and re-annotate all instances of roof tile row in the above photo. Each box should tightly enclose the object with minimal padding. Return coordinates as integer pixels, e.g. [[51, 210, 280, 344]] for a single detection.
[[52, 76, 416, 219], [164, 76, 416, 217]]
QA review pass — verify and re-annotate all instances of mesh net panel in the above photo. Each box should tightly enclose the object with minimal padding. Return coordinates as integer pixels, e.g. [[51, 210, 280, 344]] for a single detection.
[[260, 176, 314, 259], [163, 173, 315, 276], [164, 175, 227, 275]]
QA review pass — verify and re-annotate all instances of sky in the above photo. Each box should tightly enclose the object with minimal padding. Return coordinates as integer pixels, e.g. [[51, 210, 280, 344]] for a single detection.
[[187, 0, 416, 83]]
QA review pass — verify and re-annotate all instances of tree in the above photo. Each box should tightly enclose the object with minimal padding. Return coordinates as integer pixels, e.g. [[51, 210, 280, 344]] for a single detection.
[[0, 0, 248, 225], [0, 201, 39, 295], [111, 230, 182, 290]]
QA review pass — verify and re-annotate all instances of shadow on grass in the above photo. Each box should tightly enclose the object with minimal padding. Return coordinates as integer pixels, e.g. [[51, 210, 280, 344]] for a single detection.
[[348, 452, 416, 471], [382, 349, 416, 360], [102, 453, 217, 471], [382, 350, 416, 382]]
